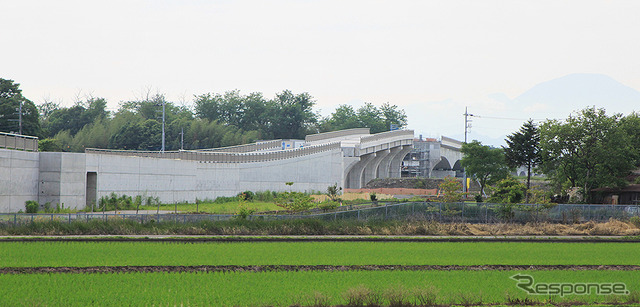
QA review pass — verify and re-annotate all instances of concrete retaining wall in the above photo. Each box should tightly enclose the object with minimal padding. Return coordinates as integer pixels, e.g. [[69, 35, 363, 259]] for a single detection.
[[85, 148, 344, 205], [0, 149, 39, 212], [38, 152, 87, 210]]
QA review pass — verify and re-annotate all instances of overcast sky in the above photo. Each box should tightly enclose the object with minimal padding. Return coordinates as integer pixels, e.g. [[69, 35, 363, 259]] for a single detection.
[[2, 0, 639, 145]]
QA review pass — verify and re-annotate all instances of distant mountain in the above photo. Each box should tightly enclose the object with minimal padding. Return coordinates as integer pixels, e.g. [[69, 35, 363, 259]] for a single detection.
[[513, 73, 640, 116]]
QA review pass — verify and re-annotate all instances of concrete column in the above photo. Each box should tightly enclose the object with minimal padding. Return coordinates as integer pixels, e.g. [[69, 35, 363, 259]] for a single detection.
[[388, 145, 412, 178], [377, 146, 401, 179], [345, 153, 376, 189], [363, 149, 390, 186]]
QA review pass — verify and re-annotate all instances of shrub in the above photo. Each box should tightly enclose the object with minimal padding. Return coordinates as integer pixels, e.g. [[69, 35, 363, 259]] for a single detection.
[[318, 201, 339, 212], [275, 192, 315, 212], [488, 177, 526, 204], [98, 193, 138, 211], [630, 216, 640, 228], [25, 201, 39, 213], [327, 183, 342, 201], [439, 176, 462, 203], [369, 192, 377, 202], [235, 205, 256, 220], [145, 196, 160, 206], [237, 191, 255, 201]]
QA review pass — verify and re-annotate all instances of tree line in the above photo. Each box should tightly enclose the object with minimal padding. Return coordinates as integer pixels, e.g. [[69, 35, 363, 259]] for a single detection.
[[462, 107, 640, 203], [0, 78, 407, 152]]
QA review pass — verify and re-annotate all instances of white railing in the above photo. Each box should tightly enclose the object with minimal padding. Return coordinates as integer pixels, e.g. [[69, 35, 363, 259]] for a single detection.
[[0, 132, 38, 152], [305, 128, 370, 143], [197, 139, 283, 153], [85, 142, 341, 163]]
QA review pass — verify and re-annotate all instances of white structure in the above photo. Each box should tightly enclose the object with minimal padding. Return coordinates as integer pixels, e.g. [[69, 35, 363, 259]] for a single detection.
[[0, 129, 413, 212]]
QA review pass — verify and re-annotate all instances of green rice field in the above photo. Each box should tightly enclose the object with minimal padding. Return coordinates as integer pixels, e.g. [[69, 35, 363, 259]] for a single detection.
[[1, 241, 639, 267], [0, 270, 638, 306], [1, 240, 639, 306]]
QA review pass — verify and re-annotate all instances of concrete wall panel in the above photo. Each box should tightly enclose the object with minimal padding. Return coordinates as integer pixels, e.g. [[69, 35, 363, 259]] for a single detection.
[[0, 149, 39, 212]]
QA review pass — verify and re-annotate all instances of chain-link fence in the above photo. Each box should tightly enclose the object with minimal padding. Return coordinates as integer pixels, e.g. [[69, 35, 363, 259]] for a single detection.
[[1, 203, 639, 225], [305, 202, 640, 224]]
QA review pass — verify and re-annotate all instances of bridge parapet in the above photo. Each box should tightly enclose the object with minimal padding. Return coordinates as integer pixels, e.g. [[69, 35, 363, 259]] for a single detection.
[[85, 142, 341, 163], [0, 132, 38, 152], [356, 130, 414, 156], [197, 139, 282, 153], [305, 128, 370, 143]]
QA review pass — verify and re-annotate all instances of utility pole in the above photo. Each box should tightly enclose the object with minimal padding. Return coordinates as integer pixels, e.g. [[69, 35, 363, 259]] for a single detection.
[[180, 127, 184, 150], [161, 102, 165, 153], [463, 107, 473, 194], [9, 101, 24, 134], [155, 99, 166, 153], [18, 102, 22, 135]]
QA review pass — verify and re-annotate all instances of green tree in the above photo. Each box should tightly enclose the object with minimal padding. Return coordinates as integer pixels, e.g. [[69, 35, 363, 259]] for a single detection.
[[380, 102, 407, 130], [109, 119, 161, 150], [503, 119, 541, 198], [320, 105, 360, 131], [355, 102, 386, 133], [320, 102, 407, 134], [488, 176, 526, 204], [438, 176, 462, 203], [38, 138, 63, 152], [42, 96, 109, 138], [268, 90, 317, 139], [0, 78, 40, 136], [539, 107, 635, 203], [461, 140, 510, 195]]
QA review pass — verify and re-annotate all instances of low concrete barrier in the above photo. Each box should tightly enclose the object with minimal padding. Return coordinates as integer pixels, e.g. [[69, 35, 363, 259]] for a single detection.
[[305, 128, 370, 142]]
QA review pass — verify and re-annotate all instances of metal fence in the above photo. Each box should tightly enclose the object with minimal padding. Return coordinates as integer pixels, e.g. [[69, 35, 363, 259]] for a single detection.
[[305, 202, 640, 224], [1, 203, 639, 225], [0, 132, 38, 151]]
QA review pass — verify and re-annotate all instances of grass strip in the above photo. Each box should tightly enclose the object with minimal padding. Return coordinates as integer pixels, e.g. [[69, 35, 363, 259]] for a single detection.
[[2, 235, 640, 243], [0, 270, 637, 306], [1, 241, 639, 268]]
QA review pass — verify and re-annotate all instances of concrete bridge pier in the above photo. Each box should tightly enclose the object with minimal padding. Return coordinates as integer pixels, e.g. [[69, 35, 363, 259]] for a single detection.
[[363, 149, 390, 186], [345, 153, 376, 189], [377, 147, 401, 179], [388, 145, 412, 178]]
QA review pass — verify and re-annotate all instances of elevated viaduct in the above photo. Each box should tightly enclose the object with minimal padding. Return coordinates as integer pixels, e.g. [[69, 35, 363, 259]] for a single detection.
[[0, 129, 413, 212]]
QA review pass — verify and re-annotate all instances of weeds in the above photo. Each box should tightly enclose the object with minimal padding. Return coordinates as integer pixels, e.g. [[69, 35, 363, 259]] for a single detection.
[[2, 215, 640, 236], [411, 286, 438, 306], [383, 285, 410, 307], [626, 290, 640, 304], [453, 291, 483, 306]]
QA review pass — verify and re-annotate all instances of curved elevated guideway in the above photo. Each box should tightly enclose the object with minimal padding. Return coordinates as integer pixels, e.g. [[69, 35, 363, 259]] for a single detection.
[[1, 128, 414, 212]]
